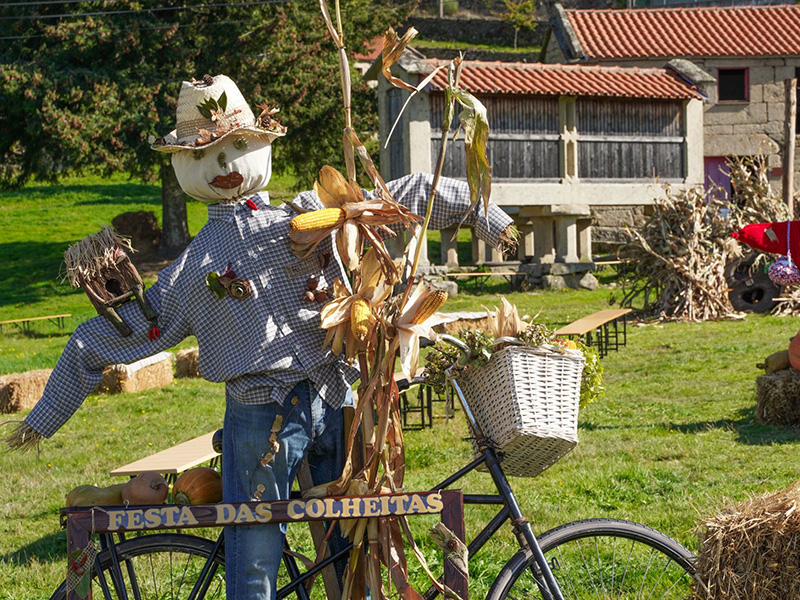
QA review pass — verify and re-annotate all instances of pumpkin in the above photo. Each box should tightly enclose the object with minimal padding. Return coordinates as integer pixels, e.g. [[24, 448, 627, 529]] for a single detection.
[[790, 334, 800, 371], [173, 467, 223, 505], [122, 472, 169, 506], [66, 483, 126, 507]]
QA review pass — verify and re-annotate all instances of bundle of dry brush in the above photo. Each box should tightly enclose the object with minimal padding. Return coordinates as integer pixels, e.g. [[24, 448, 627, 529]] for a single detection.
[[619, 157, 790, 321]]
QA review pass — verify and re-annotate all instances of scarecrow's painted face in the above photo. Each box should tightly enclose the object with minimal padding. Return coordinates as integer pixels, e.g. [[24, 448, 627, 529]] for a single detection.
[[171, 135, 272, 203]]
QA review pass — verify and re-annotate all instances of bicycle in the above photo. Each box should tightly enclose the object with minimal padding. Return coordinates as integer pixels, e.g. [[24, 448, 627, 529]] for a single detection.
[[51, 334, 697, 600]]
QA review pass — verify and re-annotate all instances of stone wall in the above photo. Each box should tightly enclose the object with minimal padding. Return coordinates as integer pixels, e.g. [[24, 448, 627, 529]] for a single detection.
[[403, 16, 547, 47], [697, 58, 799, 183]]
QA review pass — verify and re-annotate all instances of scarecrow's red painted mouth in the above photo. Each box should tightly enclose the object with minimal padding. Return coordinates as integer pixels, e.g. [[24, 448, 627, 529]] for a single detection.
[[210, 172, 244, 189]]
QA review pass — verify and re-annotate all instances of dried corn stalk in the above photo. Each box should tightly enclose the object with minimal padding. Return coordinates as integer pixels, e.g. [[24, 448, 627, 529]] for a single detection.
[[311, 2, 479, 598], [621, 156, 792, 321], [619, 185, 742, 321]]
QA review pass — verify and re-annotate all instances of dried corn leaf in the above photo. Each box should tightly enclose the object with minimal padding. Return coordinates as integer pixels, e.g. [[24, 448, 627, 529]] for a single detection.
[[381, 27, 418, 92], [452, 89, 491, 218]]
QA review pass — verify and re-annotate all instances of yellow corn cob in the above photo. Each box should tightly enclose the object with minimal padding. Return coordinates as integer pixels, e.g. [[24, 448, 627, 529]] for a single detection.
[[350, 298, 371, 340], [411, 290, 448, 324], [290, 208, 345, 232]]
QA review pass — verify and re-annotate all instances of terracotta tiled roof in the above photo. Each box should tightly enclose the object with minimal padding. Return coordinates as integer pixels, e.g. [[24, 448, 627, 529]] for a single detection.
[[425, 60, 701, 100], [354, 36, 383, 62], [565, 4, 800, 59]]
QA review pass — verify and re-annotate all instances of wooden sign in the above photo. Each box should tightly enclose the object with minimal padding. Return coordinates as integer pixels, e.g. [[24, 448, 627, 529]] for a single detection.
[[63, 490, 466, 600]]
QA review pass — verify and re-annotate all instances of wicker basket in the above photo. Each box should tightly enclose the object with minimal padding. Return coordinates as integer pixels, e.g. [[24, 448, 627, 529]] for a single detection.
[[455, 344, 584, 478]]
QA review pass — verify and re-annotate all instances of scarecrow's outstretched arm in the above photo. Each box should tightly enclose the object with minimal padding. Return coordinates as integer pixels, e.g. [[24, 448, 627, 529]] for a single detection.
[[21, 275, 191, 442], [384, 173, 512, 248], [289, 173, 514, 248]]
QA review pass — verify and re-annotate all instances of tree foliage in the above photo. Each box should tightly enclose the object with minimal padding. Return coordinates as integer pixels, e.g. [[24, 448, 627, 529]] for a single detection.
[[497, 0, 536, 48], [0, 0, 414, 190]]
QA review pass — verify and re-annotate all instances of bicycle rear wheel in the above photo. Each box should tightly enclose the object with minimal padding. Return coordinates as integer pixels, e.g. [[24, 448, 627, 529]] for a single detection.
[[50, 533, 225, 599], [486, 519, 696, 600]]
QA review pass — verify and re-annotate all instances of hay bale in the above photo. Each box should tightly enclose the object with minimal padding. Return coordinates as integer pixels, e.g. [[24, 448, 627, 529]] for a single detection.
[[98, 352, 174, 394], [755, 369, 800, 425], [0, 369, 52, 413], [694, 482, 800, 600], [176, 347, 200, 378], [435, 311, 489, 336]]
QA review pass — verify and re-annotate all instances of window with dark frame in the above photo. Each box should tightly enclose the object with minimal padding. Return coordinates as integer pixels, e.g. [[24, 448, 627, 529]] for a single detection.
[[718, 68, 749, 102]]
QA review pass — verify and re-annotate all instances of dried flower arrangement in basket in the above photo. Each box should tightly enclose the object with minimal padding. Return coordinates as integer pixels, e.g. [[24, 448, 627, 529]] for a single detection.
[[424, 298, 604, 479], [425, 298, 605, 409]]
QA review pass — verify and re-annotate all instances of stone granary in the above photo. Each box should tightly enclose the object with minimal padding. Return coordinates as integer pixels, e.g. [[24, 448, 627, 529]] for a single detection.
[[367, 52, 703, 285], [544, 3, 800, 202]]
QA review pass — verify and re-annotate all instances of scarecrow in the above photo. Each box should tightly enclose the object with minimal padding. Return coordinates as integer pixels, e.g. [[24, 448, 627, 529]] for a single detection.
[[7, 74, 514, 599]]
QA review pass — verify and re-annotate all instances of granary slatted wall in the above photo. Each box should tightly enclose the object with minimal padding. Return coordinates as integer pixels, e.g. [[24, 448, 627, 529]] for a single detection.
[[577, 98, 684, 180], [430, 94, 561, 180], [429, 93, 685, 181]]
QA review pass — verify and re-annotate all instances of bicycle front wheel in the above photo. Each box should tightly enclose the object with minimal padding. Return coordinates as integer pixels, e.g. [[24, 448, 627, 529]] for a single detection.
[[486, 519, 696, 600], [50, 533, 226, 599]]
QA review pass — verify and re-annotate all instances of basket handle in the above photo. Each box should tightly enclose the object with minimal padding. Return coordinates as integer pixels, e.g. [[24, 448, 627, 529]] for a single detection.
[[439, 334, 471, 364], [494, 336, 526, 349]]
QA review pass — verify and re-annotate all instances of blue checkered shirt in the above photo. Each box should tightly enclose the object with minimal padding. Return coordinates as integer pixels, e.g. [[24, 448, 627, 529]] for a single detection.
[[25, 174, 512, 438]]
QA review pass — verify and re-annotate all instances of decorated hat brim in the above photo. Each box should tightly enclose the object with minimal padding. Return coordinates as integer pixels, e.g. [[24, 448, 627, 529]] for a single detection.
[[151, 125, 286, 153]]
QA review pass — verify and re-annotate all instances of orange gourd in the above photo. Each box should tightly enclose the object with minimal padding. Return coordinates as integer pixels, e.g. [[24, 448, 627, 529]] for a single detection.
[[173, 467, 223, 505], [789, 334, 800, 370]]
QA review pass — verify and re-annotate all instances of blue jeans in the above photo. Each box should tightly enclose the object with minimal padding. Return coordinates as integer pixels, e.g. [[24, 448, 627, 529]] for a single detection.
[[222, 380, 350, 600]]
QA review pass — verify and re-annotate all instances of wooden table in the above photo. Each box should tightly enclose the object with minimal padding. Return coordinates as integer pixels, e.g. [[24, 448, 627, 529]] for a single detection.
[[110, 431, 220, 484]]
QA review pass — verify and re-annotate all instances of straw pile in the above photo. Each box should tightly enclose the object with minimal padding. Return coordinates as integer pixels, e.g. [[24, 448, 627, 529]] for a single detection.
[[0, 369, 52, 413], [755, 369, 800, 426], [97, 352, 174, 394], [176, 348, 201, 378], [694, 481, 800, 600], [435, 311, 489, 336]]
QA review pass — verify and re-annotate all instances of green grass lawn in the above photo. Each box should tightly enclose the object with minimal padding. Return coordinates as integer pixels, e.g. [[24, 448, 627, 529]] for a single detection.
[[3, 176, 800, 598]]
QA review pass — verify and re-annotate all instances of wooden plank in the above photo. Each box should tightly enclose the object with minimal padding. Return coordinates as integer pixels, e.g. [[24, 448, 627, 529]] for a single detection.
[[61, 491, 449, 533], [109, 431, 219, 477], [555, 308, 632, 336], [441, 490, 467, 600], [297, 460, 342, 600], [0, 314, 71, 325]]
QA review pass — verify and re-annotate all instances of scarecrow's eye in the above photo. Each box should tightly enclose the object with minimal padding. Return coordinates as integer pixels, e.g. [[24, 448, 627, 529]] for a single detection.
[[192, 149, 205, 161], [233, 138, 248, 151], [217, 152, 227, 170]]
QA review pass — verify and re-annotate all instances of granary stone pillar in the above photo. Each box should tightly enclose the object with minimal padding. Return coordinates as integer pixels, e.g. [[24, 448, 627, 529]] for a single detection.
[[517, 221, 535, 261], [384, 229, 406, 259], [577, 219, 593, 262], [471, 234, 487, 264], [441, 226, 459, 268], [417, 230, 430, 267], [532, 217, 556, 264], [406, 89, 432, 175], [490, 243, 505, 263], [556, 216, 580, 263]]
